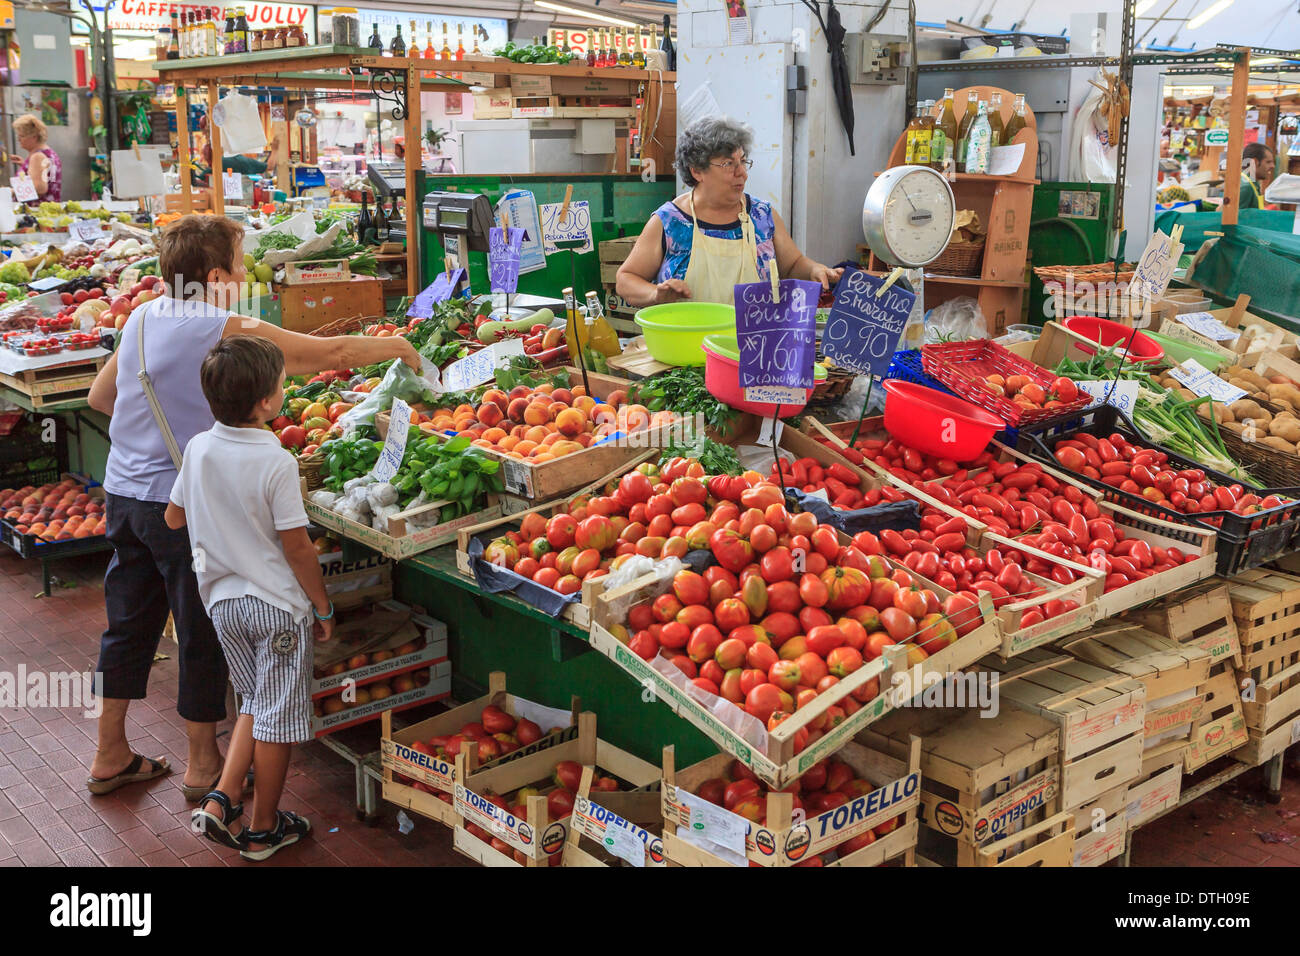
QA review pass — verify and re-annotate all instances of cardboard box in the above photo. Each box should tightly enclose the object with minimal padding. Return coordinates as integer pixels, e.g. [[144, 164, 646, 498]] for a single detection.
[[472, 91, 513, 119]]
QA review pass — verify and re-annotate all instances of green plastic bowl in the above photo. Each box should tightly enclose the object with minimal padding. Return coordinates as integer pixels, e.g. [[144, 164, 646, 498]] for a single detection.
[[1142, 330, 1227, 372], [634, 302, 736, 366]]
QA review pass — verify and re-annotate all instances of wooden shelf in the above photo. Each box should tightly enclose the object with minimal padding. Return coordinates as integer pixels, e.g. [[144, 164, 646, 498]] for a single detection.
[[954, 172, 1041, 186], [925, 273, 1028, 289]]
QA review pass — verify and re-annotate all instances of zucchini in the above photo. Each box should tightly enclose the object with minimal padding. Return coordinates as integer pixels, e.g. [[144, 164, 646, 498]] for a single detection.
[[476, 308, 555, 343]]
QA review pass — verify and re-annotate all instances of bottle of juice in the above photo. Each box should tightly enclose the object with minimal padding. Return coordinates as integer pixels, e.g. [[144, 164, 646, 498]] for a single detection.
[[583, 291, 620, 356], [988, 92, 1005, 148], [1002, 93, 1028, 143], [965, 100, 992, 174], [932, 91, 956, 172], [904, 102, 920, 164], [914, 102, 933, 167], [956, 90, 979, 172], [562, 287, 588, 357]]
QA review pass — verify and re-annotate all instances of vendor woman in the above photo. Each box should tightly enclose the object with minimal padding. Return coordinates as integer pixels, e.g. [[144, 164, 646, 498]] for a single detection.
[[616, 116, 843, 307]]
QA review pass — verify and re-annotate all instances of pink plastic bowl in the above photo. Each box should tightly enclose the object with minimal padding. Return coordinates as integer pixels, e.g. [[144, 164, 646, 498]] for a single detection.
[[1063, 315, 1164, 364], [881, 379, 1003, 462], [701, 334, 825, 417]]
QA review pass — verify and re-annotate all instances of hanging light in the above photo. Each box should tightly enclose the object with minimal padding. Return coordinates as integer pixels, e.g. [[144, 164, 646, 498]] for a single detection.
[[1188, 0, 1235, 31]]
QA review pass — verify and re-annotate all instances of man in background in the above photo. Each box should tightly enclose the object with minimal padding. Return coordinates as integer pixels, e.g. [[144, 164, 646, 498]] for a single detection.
[[1238, 142, 1275, 210]]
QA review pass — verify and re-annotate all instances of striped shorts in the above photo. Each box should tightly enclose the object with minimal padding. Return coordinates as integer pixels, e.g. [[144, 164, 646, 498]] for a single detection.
[[209, 596, 313, 744]]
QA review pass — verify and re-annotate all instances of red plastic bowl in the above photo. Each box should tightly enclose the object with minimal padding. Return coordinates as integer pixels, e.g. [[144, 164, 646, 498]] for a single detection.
[[881, 380, 1003, 462], [1063, 316, 1164, 364]]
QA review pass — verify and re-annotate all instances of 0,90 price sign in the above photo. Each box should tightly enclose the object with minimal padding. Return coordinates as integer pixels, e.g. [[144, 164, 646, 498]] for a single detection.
[[735, 278, 819, 405], [821, 268, 915, 377]]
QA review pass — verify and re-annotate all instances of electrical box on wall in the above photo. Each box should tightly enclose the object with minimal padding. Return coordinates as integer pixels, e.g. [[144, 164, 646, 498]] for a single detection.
[[846, 33, 908, 86]]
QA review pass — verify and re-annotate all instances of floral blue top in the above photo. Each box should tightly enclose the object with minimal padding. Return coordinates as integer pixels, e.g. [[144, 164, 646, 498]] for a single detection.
[[653, 194, 777, 283]]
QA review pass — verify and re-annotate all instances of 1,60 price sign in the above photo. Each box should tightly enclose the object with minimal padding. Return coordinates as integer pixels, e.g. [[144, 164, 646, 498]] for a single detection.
[[735, 278, 819, 405], [821, 268, 915, 377]]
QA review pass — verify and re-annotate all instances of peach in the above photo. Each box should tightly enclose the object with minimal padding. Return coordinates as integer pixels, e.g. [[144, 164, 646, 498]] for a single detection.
[[510, 424, 529, 439], [523, 402, 552, 426], [323, 697, 346, 715], [576, 433, 594, 447], [472, 439, 493, 448], [541, 432, 562, 446], [551, 440, 583, 457], [535, 382, 555, 395], [525, 425, 550, 444], [547, 401, 569, 419], [507, 397, 530, 422], [347, 654, 369, 669], [555, 408, 586, 438], [481, 388, 508, 411], [621, 404, 651, 431], [498, 435, 520, 451], [482, 427, 507, 445], [573, 395, 597, 415], [477, 402, 503, 426], [508, 384, 532, 401], [371, 650, 394, 663], [532, 452, 555, 463], [606, 388, 627, 407], [551, 387, 574, 405], [571, 384, 587, 397], [514, 440, 539, 457]]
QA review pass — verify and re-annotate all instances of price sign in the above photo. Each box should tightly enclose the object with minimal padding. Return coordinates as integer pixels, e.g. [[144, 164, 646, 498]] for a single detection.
[[11, 175, 37, 202], [441, 339, 526, 392], [223, 171, 244, 201], [1176, 311, 1240, 342], [70, 219, 104, 243], [735, 278, 819, 404], [406, 268, 465, 318], [487, 226, 524, 294], [1130, 229, 1184, 304], [1076, 379, 1140, 415], [540, 199, 593, 255], [1169, 358, 1248, 404], [677, 788, 747, 856], [822, 268, 916, 376], [602, 819, 646, 867], [370, 397, 411, 482]]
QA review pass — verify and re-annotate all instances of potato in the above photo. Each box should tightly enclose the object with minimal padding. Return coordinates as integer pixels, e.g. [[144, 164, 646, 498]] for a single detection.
[[1229, 377, 1259, 392], [1270, 416, 1300, 443], [1260, 435, 1298, 454], [1196, 402, 1234, 424], [1228, 399, 1270, 424], [1266, 383, 1300, 408], [1174, 387, 1198, 403], [1221, 420, 1246, 434], [1268, 374, 1299, 386], [1229, 367, 1273, 391]]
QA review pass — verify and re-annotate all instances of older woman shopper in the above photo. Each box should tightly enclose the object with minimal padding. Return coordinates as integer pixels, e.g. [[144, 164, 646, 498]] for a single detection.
[[11, 114, 62, 203], [617, 116, 842, 307], [86, 214, 419, 798]]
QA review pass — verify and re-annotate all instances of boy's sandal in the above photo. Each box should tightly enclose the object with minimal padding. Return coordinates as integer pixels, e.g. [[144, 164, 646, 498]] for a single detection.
[[86, 753, 170, 796], [191, 790, 245, 850], [239, 810, 312, 862]]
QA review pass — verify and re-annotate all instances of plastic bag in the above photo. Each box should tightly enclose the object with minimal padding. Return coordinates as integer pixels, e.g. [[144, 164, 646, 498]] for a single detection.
[[211, 92, 267, 154], [248, 211, 344, 265], [337, 360, 441, 435], [1068, 78, 1116, 183], [925, 297, 987, 344]]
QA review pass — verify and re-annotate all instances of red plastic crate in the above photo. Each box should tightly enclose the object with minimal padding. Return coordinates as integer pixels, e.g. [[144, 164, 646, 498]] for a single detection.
[[920, 340, 1092, 428]]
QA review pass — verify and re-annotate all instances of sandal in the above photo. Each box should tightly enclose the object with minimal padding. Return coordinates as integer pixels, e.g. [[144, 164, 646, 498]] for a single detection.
[[86, 753, 170, 796], [240, 810, 312, 862], [192, 790, 246, 850], [182, 770, 255, 803]]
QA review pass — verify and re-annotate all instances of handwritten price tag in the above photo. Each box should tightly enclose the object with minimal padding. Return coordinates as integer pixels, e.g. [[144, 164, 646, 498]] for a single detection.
[[735, 278, 819, 400], [1169, 358, 1247, 404], [677, 788, 747, 856], [1176, 311, 1240, 342], [370, 398, 411, 482], [1076, 380, 1139, 415], [822, 268, 916, 376], [441, 340, 526, 392], [11, 175, 37, 203], [223, 171, 244, 201], [69, 219, 104, 243], [407, 269, 465, 318], [539, 199, 593, 255], [488, 226, 524, 294], [1130, 229, 1184, 304]]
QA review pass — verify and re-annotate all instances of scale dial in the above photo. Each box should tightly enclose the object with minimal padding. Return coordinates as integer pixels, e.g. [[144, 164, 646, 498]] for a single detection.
[[862, 165, 957, 269]]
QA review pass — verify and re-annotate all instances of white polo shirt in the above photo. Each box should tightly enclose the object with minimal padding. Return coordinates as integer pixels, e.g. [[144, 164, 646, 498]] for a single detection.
[[169, 422, 312, 622]]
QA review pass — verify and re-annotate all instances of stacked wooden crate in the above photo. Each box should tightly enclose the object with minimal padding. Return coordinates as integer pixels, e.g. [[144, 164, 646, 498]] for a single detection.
[[597, 237, 638, 334], [980, 649, 1146, 866], [1226, 570, 1300, 766], [1125, 580, 1249, 771]]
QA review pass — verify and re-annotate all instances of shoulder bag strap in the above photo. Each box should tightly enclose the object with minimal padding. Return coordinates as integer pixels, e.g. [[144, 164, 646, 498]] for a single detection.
[[135, 311, 185, 471]]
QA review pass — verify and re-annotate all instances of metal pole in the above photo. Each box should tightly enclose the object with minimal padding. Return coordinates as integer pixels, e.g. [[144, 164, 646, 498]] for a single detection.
[[1111, 0, 1136, 252]]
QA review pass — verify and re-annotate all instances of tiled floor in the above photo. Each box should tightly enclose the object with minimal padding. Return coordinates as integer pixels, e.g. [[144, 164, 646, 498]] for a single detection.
[[0, 546, 1296, 867]]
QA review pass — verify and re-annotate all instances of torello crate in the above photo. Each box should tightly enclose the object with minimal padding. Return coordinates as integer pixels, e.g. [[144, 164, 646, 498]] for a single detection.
[[860, 706, 1073, 867], [564, 764, 668, 867], [1070, 784, 1129, 867], [380, 671, 580, 827], [1018, 403, 1300, 575], [452, 712, 661, 868], [978, 648, 1145, 812], [1226, 570, 1300, 765], [659, 740, 920, 868]]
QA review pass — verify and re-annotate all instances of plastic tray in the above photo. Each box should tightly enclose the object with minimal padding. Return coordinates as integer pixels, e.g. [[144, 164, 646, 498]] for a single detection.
[[1018, 404, 1300, 576], [921, 339, 1093, 428], [887, 349, 1020, 445]]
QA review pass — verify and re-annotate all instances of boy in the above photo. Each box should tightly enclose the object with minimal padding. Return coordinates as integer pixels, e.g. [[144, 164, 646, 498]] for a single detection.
[[166, 334, 333, 861]]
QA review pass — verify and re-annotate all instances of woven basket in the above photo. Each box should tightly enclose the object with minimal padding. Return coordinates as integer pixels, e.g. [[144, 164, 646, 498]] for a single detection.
[[298, 449, 327, 492], [309, 313, 387, 337], [929, 237, 985, 277], [811, 368, 855, 403], [1034, 264, 1137, 285]]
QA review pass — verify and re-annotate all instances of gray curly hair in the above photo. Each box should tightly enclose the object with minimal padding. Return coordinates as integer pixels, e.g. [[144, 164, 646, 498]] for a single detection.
[[675, 116, 753, 187]]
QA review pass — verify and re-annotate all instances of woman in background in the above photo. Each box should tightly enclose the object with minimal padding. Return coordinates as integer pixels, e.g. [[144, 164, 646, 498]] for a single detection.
[[11, 114, 62, 203]]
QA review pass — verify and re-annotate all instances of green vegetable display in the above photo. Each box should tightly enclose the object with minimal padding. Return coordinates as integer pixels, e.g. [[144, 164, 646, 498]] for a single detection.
[[630, 366, 741, 435], [659, 434, 743, 476], [391, 434, 503, 517], [492, 42, 576, 64]]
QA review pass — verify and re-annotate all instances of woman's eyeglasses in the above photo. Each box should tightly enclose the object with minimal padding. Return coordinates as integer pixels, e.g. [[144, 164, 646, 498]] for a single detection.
[[711, 158, 754, 172]]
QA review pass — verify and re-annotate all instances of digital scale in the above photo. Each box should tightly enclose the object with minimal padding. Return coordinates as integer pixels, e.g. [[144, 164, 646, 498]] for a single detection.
[[367, 161, 408, 197], [422, 190, 494, 273]]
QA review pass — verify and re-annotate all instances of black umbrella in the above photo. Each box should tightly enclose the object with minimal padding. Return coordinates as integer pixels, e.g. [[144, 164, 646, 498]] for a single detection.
[[801, 0, 855, 156]]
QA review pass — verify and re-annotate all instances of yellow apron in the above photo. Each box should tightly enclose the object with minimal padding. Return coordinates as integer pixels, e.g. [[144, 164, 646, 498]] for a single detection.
[[682, 190, 767, 305], [1242, 173, 1263, 208]]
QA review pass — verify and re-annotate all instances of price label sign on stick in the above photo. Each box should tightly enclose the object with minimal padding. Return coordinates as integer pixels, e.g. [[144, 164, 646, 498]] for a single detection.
[[370, 398, 411, 482], [821, 268, 916, 376], [406, 268, 465, 318], [540, 198, 593, 254], [70, 219, 104, 243], [10, 175, 37, 203], [487, 226, 524, 294], [734, 278, 819, 405], [1130, 229, 1184, 305]]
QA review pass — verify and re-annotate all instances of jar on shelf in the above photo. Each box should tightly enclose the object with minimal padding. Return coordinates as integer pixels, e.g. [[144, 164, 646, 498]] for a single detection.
[[250, 29, 263, 52], [332, 7, 360, 47]]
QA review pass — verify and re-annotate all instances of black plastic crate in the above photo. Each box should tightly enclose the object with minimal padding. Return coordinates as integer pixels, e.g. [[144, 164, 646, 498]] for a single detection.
[[0, 411, 68, 477], [1017, 404, 1300, 576], [0, 518, 111, 561]]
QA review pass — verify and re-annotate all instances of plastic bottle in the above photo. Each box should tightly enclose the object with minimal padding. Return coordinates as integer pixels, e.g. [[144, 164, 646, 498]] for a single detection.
[[563, 287, 587, 358], [904, 102, 919, 164], [965, 100, 993, 175], [956, 90, 979, 172]]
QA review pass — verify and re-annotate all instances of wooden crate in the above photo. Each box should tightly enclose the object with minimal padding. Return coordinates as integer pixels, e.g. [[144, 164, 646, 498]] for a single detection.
[[860, 707, 1065, 867], [1059, 622, 1213, 771], [659, 740, 920, 867], [1124, 580, 1242, 671], [978, 649, 1146, 812], [1236, 658, 1300, 766], [1185, 669, 1249, 770], [1070, 784, 1128, 867], [301, 477, 503, 561], [379, 671, 580, 828], [319, 552, 392, 611], [975, 812, 1075, 867], [0, 355, 105, 408], [282, 258, 351, 285], [1228, 569, 1300, 685], [607, 342, 672, 380], [276, 276, 385, 333], [587, 567, 1000, 789], [563, 764, 667, 867], [452, 712, 660, 867], [599, 237, 637, 265], [1126, 762, 1182, 828]]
